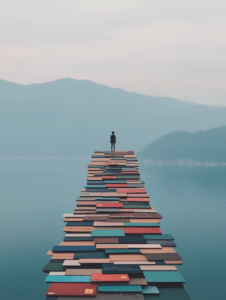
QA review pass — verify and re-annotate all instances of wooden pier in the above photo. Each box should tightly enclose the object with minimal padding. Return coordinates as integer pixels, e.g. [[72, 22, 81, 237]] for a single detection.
[[43, 150, 191, 299]]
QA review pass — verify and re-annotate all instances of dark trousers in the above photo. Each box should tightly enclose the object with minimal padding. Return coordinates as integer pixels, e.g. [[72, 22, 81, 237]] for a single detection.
[[111, 143, 115, 151]]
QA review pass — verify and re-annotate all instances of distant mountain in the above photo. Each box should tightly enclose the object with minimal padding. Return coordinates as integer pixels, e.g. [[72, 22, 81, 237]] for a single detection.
[[138, 126, 226, 162], [1, 78, 226, 156]]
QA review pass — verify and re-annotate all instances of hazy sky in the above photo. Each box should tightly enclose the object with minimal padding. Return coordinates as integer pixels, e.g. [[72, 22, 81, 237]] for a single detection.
[[1, 0, 226, 105]]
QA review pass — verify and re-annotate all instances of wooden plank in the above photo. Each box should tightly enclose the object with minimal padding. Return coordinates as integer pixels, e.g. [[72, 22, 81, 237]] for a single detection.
[[49, 272, 66, 276], [140, 247, 176, 254], [79, 259, 111, 264], [64, 218, 83, 222], [94, 238, 119, 244], [109, 254, 147, 262], [96, 203, 123, 208], [66, 269, 102, 276], [59, 242, 95, 246], [114, 261, 155, 265], [94, 222, 124, 227], [130, 219, 160, 223], [62, 260, 81, 266], [51, 253, 75, 259], [63, 227, 94, 232], [91, 273, 129, 282], [96, 244, 128, 249], [140, 266, 177, 271], [165, 261, 183, 265], [127, 244, 162, 249]]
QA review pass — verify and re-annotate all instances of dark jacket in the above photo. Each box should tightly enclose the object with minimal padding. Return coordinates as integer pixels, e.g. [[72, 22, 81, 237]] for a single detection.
[[110, 134, 116, 143]]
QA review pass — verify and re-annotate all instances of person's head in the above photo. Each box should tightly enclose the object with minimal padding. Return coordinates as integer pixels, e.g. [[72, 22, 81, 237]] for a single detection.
[[112, 131, 114, 134]]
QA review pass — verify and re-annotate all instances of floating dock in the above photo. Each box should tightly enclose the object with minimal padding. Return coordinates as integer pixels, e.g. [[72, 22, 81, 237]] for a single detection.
[[43, 150, 191, 299]]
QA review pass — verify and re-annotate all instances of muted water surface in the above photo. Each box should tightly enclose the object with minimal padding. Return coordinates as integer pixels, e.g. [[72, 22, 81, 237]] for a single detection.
[[0, 159, 226, 300]]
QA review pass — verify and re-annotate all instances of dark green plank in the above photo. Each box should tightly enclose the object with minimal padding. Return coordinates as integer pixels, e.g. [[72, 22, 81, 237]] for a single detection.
[[143, 234, 174, 240]]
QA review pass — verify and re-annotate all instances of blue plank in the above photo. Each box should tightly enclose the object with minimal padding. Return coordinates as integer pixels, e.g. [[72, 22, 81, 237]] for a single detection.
[[66, 222, 93, 226], [74, 252, 107, 259], [52, 246, 97, 252], [45, 275, 91, 283], [143, 271, 185, 283], [119, 235, 146, 244], [102, 264, 142, 274]]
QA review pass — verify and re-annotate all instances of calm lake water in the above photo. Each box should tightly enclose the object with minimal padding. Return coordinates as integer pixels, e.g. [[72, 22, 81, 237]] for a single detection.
[[0, 158, 226, 300]]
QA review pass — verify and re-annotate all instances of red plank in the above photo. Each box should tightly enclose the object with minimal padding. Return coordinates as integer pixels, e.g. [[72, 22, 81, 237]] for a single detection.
[[102, 176, 116, 179], [96, 203, 123, 208], [46, 283, 97, 296], [117, 189, 147, 194], [124, 228, 162, 234], [91, 273, 129, 282], [106, 184, 127, 188]]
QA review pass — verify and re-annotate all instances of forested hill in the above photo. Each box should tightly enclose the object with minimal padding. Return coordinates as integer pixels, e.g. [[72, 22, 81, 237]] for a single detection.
[[138, 126, 226, 162], [1, 78, 226, 156]]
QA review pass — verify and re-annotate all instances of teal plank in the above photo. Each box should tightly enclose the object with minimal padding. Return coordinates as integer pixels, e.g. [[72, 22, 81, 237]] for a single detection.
[[123, 205, 151, 209], [98, 285, 142, 292], [142, 286, 159, 294], [143, 234, 174, 240], [105, 249, 140, 254], [124, 223, 160, 227], [91, 230, 125, 237], [140, 180, 145, 184], [84, 185, 106, 188], [45, 275, 91, 282], [143, 271, 185, 283], [88, 165, 105, 168]]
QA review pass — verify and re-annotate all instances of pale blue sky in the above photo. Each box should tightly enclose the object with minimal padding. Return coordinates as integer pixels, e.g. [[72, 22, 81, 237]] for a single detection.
[[1, 0, 226, 105]]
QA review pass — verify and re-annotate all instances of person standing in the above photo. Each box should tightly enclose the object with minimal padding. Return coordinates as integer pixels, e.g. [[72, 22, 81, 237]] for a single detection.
[[110, 131, 116, 152]]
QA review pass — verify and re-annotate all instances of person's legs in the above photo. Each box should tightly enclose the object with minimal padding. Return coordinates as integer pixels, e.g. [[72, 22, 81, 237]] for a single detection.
[[111, 143, 115, 151]]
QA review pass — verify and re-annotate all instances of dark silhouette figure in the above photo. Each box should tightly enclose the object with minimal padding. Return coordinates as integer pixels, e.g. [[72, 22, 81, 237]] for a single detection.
[[110, 131, 116, 151]]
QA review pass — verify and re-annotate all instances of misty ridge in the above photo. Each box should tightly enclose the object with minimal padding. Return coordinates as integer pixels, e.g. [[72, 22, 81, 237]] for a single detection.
[[138, 126, 226, 166], [1, 77, 226, 158]]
